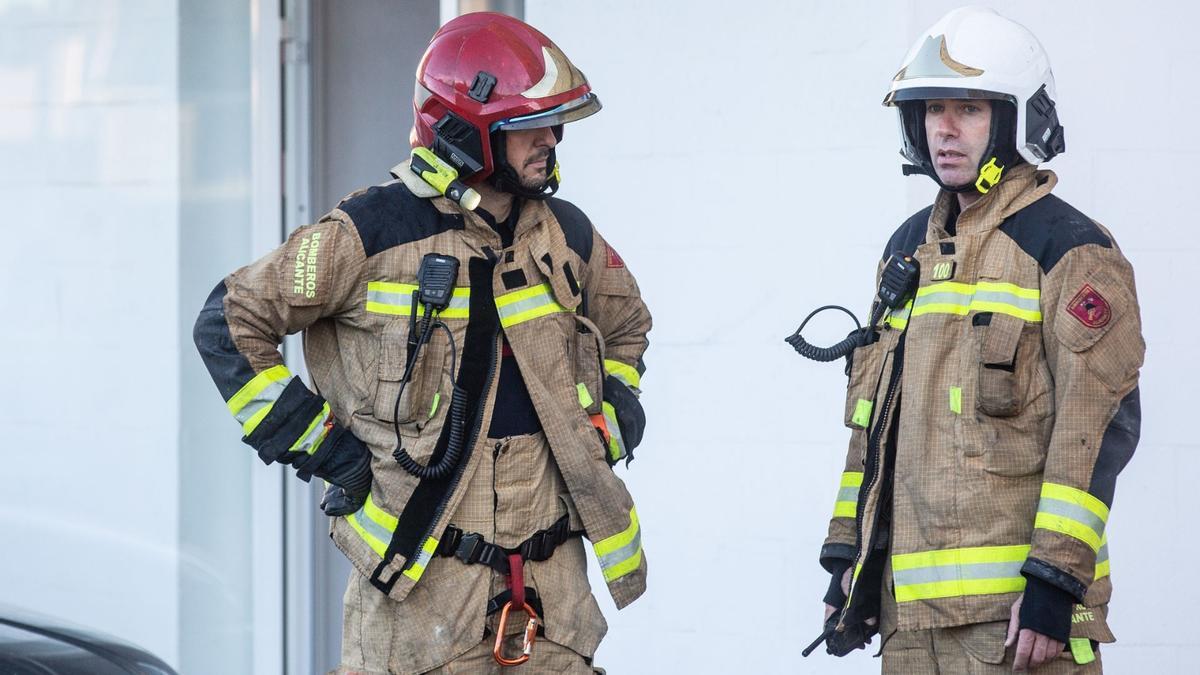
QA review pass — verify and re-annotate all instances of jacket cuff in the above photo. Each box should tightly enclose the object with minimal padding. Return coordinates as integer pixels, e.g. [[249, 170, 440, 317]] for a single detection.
[[299, 425, 372, 494], [1019, 573, 1074, 644], [823, 558, 852, 608], [819, 543, 856, 574], [1021, 556, 1087, 602]]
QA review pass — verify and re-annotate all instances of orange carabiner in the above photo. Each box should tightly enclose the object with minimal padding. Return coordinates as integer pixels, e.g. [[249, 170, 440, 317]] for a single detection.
[[492, 600, 539, 667]]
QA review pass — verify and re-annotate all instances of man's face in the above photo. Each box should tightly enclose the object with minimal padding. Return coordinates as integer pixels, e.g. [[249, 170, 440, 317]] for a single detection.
[[504, 126, 558, 190], [924, 98, 992, 188]]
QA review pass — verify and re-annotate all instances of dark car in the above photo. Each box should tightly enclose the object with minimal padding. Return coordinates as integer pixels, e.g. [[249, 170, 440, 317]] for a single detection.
[[0, 605, 176, 675]]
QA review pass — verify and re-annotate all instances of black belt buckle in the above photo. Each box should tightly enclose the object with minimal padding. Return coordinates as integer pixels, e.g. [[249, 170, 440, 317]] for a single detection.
[[456, 532, 486, 565], [439, 526, 463, 556]]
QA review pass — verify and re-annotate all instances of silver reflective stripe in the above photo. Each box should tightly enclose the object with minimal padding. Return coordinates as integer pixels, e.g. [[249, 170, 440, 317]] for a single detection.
[[973, 290, 1040, 312], [892, 560, 1025, 587], [290, 406, 331, 455], [916, 291, 974, 307], [367, 288, 469, 313], [1038, 497, 1106, 538], [498, 294, 552, 319], [598, 528, 641, 571], [353, 502, 394, 545], [1097, 541, 1109, 564], [234, 380, 287, 425], [836, 486, 860, 503]]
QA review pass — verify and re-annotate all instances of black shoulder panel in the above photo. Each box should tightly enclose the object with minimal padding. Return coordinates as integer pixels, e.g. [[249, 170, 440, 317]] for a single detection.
[[337, 182, 464, 258], [546, 197, 594, 263], [882, 206, 932, 261], [998, 194, 1112, 273]]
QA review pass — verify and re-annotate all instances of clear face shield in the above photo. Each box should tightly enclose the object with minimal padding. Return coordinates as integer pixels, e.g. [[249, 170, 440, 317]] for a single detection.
[[489, 93, 602, 135]]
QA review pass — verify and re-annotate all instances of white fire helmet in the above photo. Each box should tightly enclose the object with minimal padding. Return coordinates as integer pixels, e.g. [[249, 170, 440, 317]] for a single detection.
[[883, 7, 1065, 193]]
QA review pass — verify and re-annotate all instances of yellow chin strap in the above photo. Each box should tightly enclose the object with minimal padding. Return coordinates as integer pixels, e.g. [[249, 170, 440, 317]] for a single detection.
[[975, 157, 1004, 194]]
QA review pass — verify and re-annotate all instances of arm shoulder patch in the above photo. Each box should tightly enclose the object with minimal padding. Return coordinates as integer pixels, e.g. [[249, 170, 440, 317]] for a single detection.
[[337, 182, 464, 257], [546, 197, 594, 263], [999, 194, 1113, 273], [881, 205, 932, 261]]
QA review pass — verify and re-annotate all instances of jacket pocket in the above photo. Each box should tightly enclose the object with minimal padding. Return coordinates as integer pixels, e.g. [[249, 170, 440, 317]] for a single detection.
[[975, 312, 1050, 419], [570, 314, 606, 417], [843, 331, 889, 431], [373, 317, 448, 437]]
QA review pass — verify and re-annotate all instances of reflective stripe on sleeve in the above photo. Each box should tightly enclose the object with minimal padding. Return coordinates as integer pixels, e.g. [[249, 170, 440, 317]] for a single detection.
[[833, 471, 863, 518], [495, 283, 571, 328], [602, 400, 626, 462], [892, 544, 1030, 602], [1095, 536, 1110, 580], [1034, 483, 1109, 554], [594, 506, 642, 583], [227, 364, 292, 435], [289, 402, 332, 455], [604, 359, 641, 390], [366, 281, 470, 319]]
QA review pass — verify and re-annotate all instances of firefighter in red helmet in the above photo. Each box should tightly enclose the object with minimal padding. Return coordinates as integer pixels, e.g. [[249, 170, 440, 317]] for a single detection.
[[193, 12, 650, 674]]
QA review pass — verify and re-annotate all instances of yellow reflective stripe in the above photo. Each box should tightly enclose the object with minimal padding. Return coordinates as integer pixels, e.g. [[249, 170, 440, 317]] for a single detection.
[[892, 544, 1030, 603], [884, 301, 912, 329], [1036, 483, 1108, 553], [228, 365, 292, 435], [603, 400, 625, 462], [495, 283, 570, 328], [833, 471, 863, 518], [851, 399, 873, 428], [576, 382, 594, 409], [227, 364, 290, 415], [604, 359, 641, 390], [345, 493, 397, 558], [366, 281, 470, 319], [402, 535, 441, 582], [949, 387, 962, 414], [288, 402, 332, 455], [905, 280, 1042, 323], [1094, 536, 1109, 580], [594, 506, 641, 582]]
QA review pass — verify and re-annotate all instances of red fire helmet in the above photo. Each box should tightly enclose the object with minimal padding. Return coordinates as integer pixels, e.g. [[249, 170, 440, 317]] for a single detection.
[[411, 12, 601, 184]]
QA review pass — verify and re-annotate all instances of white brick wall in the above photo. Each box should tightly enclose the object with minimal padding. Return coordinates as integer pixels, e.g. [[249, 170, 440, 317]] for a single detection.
[[530, 1, 1197, 672], [0, 0, 181, 666]]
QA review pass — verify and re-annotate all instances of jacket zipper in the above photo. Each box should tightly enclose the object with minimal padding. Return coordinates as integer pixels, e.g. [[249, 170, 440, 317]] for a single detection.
[[842, 333, 904, 626], [409, 315, 500, 575]]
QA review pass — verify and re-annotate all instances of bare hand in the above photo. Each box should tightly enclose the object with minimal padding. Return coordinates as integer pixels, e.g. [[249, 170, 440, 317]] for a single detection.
[[1005, 594, 1065, 671]]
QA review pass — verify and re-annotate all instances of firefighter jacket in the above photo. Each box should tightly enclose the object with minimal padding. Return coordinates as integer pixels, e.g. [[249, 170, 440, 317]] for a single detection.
[[820, 163, 1143, 645], [193, 161, 651, 612]]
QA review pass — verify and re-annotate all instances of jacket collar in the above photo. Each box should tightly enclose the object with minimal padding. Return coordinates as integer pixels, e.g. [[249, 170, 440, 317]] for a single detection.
[[390, 159, 553, 250], [927, 163, 1058, 241]]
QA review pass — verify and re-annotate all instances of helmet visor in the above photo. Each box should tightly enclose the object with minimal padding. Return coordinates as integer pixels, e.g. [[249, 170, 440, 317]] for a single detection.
[[885, 86, 1015, 107], [490, 93, 602, 132]]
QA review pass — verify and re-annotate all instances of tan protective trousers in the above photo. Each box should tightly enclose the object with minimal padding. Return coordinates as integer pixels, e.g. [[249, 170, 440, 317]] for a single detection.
[[336, 432, 605, 675]]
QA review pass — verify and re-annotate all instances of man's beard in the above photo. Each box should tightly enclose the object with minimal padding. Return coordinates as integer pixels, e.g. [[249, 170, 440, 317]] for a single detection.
[[519, 151, 551, 190]]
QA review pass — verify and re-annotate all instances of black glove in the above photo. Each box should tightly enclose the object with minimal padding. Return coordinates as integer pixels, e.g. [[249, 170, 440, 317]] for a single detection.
[[602, 374, 646, 461], [321, 483, 367, 517]]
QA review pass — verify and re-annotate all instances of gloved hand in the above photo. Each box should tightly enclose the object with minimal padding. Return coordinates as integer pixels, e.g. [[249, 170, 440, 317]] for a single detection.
[[321, 483, 367, 517], [601, 374, 646, 464]]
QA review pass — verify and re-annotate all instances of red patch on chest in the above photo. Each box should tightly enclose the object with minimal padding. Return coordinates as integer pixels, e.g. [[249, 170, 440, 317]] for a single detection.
[[1066, 283, 1112, 328], [606, 244, 625, 268]]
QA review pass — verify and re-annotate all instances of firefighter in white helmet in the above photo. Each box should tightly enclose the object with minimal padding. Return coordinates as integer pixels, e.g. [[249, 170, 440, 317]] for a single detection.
[[814, 7, 1142, 672]]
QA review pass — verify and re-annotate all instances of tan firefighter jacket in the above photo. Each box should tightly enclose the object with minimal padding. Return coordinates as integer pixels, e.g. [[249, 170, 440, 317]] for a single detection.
[[821, 163, 1143, 644], [193, 162, 651, 612]]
